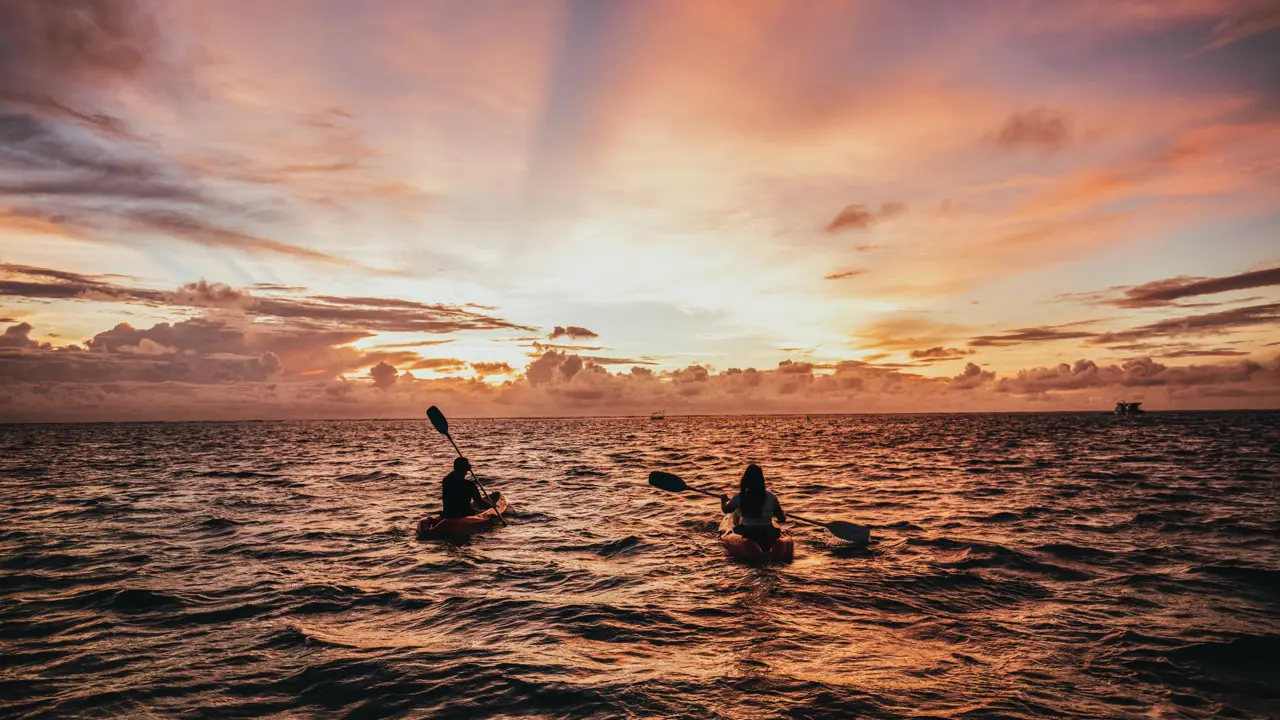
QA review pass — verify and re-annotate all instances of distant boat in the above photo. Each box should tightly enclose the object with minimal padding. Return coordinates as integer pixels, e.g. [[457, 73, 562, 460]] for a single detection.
[[650, 410, 665, 420], [1114, 401, 1145, 415]]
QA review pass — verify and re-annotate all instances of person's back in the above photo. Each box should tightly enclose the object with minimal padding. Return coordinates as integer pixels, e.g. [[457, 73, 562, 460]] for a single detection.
[[735, 490, 781, 526], [441, 457, 486, 518]]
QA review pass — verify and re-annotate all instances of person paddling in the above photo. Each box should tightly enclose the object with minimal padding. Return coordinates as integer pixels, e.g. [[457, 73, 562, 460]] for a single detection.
[[720, 463, 786, 551], [442, 457, 495, 518]]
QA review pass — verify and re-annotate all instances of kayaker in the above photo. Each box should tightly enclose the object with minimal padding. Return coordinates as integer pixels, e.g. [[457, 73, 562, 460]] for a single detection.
[[442, 457, 495, 518], [720, 463, 786, 551]]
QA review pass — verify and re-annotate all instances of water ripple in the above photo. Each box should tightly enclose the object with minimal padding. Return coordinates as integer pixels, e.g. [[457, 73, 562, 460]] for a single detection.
[[1, 411, 1278, 718]]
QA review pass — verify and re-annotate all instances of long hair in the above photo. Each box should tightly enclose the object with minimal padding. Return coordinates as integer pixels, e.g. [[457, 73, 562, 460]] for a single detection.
[[739, 463, 766, 517]]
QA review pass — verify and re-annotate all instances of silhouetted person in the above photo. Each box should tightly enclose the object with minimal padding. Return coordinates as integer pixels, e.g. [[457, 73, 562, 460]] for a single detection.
[[442, 457, 494, 518], [720, 463, 786, 551]]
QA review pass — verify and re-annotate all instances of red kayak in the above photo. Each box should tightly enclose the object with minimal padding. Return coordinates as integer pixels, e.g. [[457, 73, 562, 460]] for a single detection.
[[417, 492, 508, 539], [718, 513, 795, 564]]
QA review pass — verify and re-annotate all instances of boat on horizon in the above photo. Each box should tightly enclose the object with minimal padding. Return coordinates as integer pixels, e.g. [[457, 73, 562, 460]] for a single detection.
[[1114, 401, 1145, 415], [650, 410, 665, 420]]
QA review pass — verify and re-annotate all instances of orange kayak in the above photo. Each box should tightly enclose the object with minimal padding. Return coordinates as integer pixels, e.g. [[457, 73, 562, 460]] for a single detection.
[[718, 513, 794, 564], [417, 492, 508, 539]]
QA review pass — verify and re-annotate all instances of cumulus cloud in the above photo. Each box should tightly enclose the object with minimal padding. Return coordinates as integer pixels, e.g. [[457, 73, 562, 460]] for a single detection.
[[825, 202, 906, 233], [949, 362, 994, 390], [0, 322, 47, 349], [3, 334, 1277, 421], [995, 357, 1269, 395], [989, 109, 1071, 152], [549, 325, 599, 340], [369, 361, 398, 390]]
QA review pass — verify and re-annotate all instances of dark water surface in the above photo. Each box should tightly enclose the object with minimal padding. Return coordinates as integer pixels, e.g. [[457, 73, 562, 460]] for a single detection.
[[2, 412, 1278, 719]]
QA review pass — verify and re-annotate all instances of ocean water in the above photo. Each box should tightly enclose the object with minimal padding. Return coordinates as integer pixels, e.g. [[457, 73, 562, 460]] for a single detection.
[[2, 412, 1278, 719]]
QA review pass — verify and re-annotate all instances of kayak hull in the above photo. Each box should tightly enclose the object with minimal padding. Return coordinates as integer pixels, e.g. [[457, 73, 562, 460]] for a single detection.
[[718, 513, 794, 564], [418, 492, 508, 539]]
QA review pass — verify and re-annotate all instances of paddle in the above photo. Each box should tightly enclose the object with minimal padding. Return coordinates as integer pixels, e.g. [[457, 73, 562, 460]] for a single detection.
[[647, 470, 870, 543], [427, 405, 506, 526]]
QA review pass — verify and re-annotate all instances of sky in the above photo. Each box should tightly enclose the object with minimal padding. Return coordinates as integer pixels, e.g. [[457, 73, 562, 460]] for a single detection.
[[1, 0, 1279, 421]]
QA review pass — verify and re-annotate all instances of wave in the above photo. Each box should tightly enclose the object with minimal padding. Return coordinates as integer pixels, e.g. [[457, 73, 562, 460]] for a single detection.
[[335, 470, 405, 482], [3, 412, 1278, 719]]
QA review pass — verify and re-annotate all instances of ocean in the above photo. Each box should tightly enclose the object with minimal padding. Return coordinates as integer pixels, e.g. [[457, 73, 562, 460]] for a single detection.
[[2, 412, 1278, 719]]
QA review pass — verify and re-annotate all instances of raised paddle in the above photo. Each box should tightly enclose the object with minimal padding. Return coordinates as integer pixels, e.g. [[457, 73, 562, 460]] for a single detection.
[[427, 405, 506, 526], [647, 470, 870, 543]]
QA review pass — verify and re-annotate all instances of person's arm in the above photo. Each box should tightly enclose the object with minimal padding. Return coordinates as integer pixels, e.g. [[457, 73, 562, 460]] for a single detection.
[[722, 493, 740, 513], [773, 497, 786, 523], [468, 479, 494, 509]]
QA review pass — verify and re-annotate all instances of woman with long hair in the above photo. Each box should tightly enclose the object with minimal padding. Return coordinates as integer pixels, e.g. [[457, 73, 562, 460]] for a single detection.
[[720, 463, 786, 551]]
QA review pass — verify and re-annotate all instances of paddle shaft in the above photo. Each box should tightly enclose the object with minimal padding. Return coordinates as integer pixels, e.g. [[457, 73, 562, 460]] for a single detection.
[[443, 433, 506, 526], [786, 513, 826, 530]]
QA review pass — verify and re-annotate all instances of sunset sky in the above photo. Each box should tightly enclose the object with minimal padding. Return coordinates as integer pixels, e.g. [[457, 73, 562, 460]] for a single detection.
[[2, 0, 1278, 421]]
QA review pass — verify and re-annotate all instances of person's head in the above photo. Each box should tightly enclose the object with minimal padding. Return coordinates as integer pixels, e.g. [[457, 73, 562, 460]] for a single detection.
[[739, 463, 766, 515], [453, 457, 471, 474]]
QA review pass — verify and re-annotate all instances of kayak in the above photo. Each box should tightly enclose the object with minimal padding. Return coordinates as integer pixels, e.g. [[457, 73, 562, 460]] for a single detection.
[[718, 513, 795, 564], [417, 492, 508, 539]]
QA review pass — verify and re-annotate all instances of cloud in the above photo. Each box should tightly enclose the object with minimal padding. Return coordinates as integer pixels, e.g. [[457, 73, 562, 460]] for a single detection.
[[369, 361, 398, 390], [531, 341, 605, 353], [407, 358, 469, 373], [0, 2, 398, 269], [989, 109, 1071, 152], [950, 362, 994, 390], [0, 322, 46, 349], [969, 325, 1098, 347], [1200, 3, 1280, 50], [824, 269, 867, 281], [1, 320, 284, 385], [853, 314, 968, 353], [3, 327, 1277, 421], [526, 349, 587, 385], [995, 357, 1269, 395], [0, 114, 358, 265], [1091, 302, 1280, 344], [582, 356, 658, 366], [0, 264, 535, 335], [470, 361, 514, 376], [124, 211, 354, 266], [825, 202, 906, 233], [910, 346, 975, 361], [550, 325, 599, 340], [0, 1, 157, 102], [1156, 347, 1250, 358], [1104, 266, 1280, 308]]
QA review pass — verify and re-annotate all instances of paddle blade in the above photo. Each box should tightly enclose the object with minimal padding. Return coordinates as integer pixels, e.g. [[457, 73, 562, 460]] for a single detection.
[[825, 521, 871, 544], [426, 406, 449, 436], [648, 471, 689, 493]]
